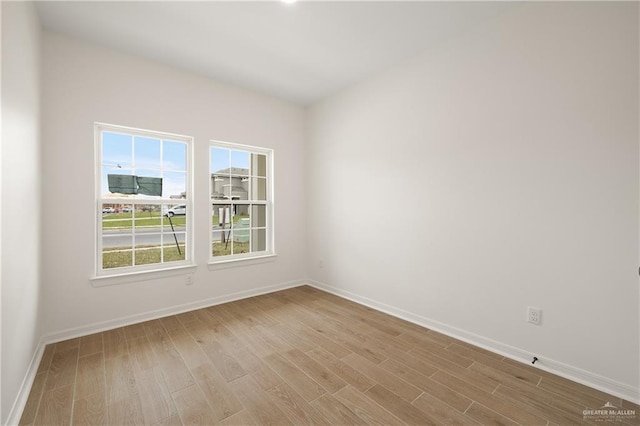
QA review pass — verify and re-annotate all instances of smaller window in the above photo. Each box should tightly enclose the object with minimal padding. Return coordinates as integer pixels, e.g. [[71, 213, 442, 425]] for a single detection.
[[95, 123, 193, 276], [210, 141, 273, 263]]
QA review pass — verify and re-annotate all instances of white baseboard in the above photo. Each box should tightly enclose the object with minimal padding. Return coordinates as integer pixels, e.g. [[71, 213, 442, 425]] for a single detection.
[[6, 343, 45, 426], [6, 279, 307, 425], [8, 277, 637, 426], [307, 279, 640, 405], [42, 279, 306, 344]]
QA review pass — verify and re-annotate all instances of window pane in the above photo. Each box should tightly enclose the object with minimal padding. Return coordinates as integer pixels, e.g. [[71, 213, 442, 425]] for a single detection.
[[102, 168, 134, 197], [212, 231, 232, 257], [102, 204, 132, 230], [102, 235, 132, 269], [232, 205, 250, 224], [163, 140, 187, 171], [228, 202, 250, 254], [134, 244, 161, 266], [251, 205, 266, 228], [211, 206, 232, 257], [135, 169, 161, 178], [211, 147, 230, 174], [134, 204, 162, 233], [211, 226, 224, 246], [211, 174, 228, 200], [163, 215, 186, 256], [119, 204, 133, 215], [99, 125, 192, 275], [103, 132, 132, 167], [251, 229, 267, 252], [163, 233, 186, 262], [233, 214, 250, 232], [163, 171, 186, 199], [162, 214, 176, 231], [133, 229, 161, 254], [231, 150, 249, 175], [232, 230, 250, 254], [213, 205, 231, 226], [251, 177, 267, 201], [224, 175, 248, 201], [163, 205, 186, 237], [133, 169, 162, 198], [252, 154, 267, 177], [209, 142, 271, 263], [134, 136, 161, 169]]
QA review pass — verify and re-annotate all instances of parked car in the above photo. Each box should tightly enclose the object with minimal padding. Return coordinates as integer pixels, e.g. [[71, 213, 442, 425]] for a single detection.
[[121, 206, 132, 213], [165, 204, 186, 217], [102, 207, 115, 214]]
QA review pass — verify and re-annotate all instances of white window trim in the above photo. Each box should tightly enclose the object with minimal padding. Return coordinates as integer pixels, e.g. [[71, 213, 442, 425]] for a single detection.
[[207, 253, 277, 271], [209, 140, 275, 265], [90, 264, 198, 287], [93, 122, 195, 279]]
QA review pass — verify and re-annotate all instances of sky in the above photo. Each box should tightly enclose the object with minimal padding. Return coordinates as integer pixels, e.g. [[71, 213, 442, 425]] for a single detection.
[[101, 131, 187, 198], [210, 147, 249, 174], [102, 132, 257, 199]]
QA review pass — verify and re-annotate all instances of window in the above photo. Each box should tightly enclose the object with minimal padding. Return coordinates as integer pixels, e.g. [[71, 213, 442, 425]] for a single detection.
[[210, 141, 273, 262], [95, 123, 192, 276]]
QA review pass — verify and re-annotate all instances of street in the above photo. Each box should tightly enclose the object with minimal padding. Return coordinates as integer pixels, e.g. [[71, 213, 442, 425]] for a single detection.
[[103, 226, 186, 247], [102, 226, 230, 247]]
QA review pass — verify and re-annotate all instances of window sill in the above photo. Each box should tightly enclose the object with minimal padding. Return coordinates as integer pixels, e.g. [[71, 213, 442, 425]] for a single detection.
[[207, 253, 277, 270], [91, 263, 198, 287]]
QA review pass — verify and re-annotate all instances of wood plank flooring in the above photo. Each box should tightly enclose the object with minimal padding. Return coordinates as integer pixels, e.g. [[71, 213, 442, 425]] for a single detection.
[[20, 286, 639, 425]]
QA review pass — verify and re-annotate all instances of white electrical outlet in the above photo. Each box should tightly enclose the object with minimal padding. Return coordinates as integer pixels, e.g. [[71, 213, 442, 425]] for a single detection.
[[527, 307, 542, 325], [186, 274, 194, 286]]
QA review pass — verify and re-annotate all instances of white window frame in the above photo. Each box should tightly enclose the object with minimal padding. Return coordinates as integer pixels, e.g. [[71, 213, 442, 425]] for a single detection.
[[209, 140, 275, 265], [94, 122, 194, 278]]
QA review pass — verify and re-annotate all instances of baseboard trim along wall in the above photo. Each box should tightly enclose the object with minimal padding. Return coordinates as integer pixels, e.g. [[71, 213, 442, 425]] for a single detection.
[[42, 279, 307, 344], [307, 280, 640, 405], [6, 344, 46, 426], [6, 278, 306, 426], [8, 277, 638, 424]]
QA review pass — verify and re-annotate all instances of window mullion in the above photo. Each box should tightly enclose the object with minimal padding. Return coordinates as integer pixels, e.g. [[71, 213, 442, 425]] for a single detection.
[[96, 123, 191, 276], [210, 141, 272, 262]]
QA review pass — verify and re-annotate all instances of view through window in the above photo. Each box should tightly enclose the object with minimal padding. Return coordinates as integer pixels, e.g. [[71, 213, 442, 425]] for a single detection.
[[96, 123, 192, 274], [210, 141, 273, 261]]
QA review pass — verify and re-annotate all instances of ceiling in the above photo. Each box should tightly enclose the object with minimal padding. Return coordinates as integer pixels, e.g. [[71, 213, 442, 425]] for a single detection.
[[36, 1, 519, 105]]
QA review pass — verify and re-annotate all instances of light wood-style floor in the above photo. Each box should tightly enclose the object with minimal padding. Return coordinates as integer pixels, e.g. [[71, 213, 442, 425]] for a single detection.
[[20, 286, 638, 425]]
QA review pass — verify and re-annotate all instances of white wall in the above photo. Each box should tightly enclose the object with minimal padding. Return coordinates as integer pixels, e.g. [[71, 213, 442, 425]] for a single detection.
[[308, 2, 639, 400], [5, 2, 638, 419], [1, 2, 42, 423], [40, 33, 307, 335]]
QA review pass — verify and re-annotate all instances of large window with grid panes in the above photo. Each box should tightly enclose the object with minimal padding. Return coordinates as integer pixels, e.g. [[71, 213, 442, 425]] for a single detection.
[[210, 141, 273, 262], [95, 123, 192, 276]]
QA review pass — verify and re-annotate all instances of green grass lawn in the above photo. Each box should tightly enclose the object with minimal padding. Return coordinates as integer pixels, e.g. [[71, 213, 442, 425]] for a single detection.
[[103, 241, 251, 268], [212, 241, 249, 256], [103, 215, 186, 228], [106, 211, 162, 220], [103, 244, 185, 268], [102, 211, 253, 267], [103, 212, 247, 229]]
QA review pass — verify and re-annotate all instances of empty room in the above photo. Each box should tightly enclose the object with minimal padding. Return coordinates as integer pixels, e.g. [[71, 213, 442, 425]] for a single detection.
[[2, 1, 639, 425]]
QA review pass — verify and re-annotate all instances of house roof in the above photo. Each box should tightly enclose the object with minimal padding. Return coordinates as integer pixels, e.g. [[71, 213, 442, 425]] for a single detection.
[[212, 167, 249, 176]]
